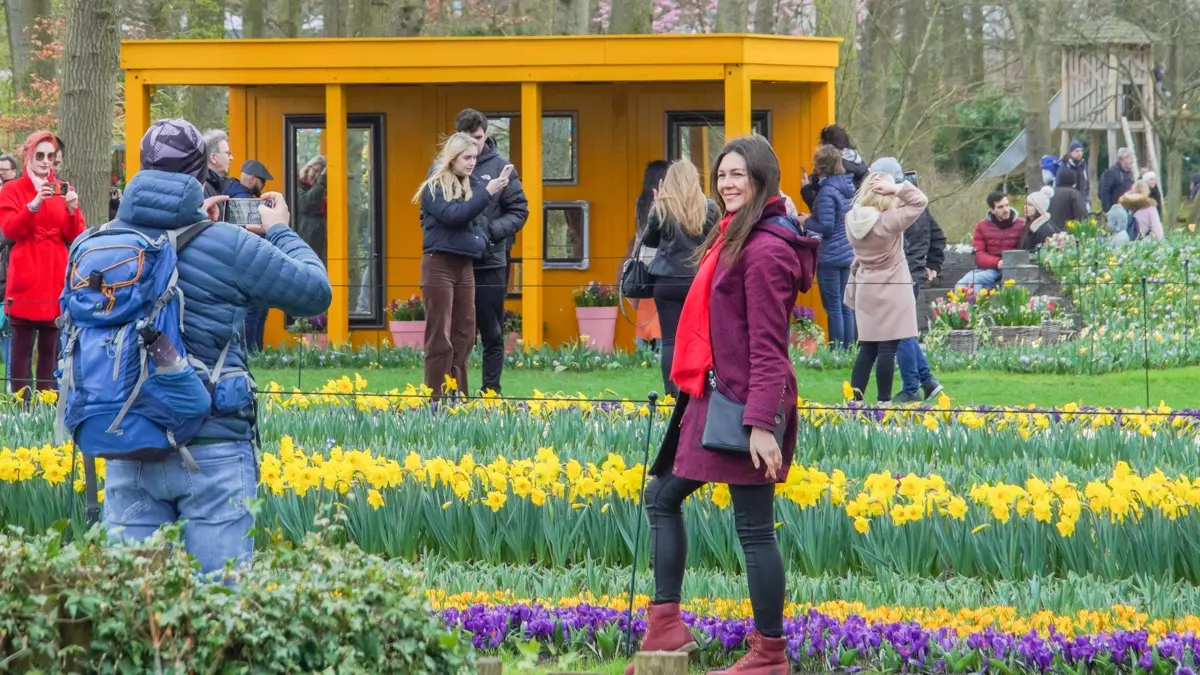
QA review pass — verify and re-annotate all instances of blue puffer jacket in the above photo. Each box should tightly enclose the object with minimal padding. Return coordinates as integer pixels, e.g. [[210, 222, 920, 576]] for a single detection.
[[810, 173, 856, 268], [114, 170, 332, 442]]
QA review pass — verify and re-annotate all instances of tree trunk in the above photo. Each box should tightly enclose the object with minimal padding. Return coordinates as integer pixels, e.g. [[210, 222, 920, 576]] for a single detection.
[[859, 0, 895, 153], [608, 0, 650, 33], [715, 0, 747, 32], [184, 0, 226, 131], [752, 0, 776, 34], [279, 0, 303, 37], [27, 0, 54, 83], [324, 0, 347, 37], [893, 0, 936, 166], [940, 0, 969, 173], [1010, 0, 1050, 189], [6, 0, 33, 97], [967, 2, 985, 87], [352, 0, 395, 36], [58, 0, 120, 227], [386, 0, 425, 36], [243, 0, 265, 37]]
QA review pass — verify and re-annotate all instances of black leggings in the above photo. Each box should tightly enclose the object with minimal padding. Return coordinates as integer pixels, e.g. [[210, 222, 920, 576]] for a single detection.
[[644, 474, 784, 637], [652, 276, 691, 396], [851, 339, 900, 402]]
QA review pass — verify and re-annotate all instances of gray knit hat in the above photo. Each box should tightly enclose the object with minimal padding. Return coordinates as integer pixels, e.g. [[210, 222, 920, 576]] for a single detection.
[[869, 156, 904, 183], [140, 119, 207, 182], [1106, 203, 1130, 235]]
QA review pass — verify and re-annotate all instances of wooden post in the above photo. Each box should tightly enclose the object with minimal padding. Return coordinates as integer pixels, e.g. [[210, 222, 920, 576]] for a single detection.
[[324, 83, 350, 347], [632, 651, 689, 675], [723, 64, 752, 140], [1088, 130, 1101, 205], [519, 82, 544, 347], [124, 73, 151, 181], [476, 657, 503, 675]]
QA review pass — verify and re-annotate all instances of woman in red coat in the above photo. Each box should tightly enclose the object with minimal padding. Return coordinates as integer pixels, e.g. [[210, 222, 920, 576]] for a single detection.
[[0, 130, 85, 395], [626, 136, 819, 675]]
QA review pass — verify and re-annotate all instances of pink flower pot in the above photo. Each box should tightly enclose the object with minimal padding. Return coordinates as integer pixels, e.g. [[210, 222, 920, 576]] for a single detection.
[[575, 306, 618, 353], [389, 320, 426, 350], [301, 333, 328, 349], [505, 332, 522, 354]]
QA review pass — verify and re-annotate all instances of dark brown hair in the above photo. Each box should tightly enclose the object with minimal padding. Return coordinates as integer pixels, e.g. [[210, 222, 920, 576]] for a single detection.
[[695, 134, 781, 267], [814, 145, 845, 177], [819, 124, 855, 151], [455, 108, 488, 134]]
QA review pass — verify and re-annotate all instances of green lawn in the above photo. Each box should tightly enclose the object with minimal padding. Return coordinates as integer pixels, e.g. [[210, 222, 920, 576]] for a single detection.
[[255, 364, 1200, 408]]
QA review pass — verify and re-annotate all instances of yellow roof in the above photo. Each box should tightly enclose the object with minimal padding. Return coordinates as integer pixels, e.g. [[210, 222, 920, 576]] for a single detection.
[[121, 34, 840, 86]]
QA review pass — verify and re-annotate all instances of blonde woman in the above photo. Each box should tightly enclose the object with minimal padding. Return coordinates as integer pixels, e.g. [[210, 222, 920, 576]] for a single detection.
[[641, 160, 718, 395], [1119, 179, 1164, 242], [844, 172, 928, 403], [414, 132, 509, 400]]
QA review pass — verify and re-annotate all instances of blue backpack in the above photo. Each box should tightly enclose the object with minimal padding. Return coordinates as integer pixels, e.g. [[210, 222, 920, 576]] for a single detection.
[[55, 221, 219, 523]]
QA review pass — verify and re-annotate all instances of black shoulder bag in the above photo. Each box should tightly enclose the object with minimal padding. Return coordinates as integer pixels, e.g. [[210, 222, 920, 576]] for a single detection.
[[700, 368, 789, 454]]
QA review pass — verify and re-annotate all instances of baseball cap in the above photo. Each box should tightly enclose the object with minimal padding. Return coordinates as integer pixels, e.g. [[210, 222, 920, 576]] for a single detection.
[[241, 159, 273, 181]]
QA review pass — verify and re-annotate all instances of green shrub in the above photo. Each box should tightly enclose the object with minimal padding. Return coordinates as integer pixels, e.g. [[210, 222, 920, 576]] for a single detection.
[[0, 516, 472, 674]]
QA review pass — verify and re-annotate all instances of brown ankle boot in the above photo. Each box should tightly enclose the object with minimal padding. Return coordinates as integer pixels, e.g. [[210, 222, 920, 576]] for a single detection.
[[707, 630, 789, 675], [624, 602, 699, 675]]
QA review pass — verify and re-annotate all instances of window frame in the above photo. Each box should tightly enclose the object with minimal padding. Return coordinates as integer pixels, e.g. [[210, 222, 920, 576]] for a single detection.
[[480, 111, 580, 186], [664, 110, 772, 163], [542, 199, 590, 270], [283, 113, 387, 328]]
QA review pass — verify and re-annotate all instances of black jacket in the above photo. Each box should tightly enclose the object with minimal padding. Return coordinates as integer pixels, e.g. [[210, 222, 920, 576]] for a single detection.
[[642, 199, 718, 278], [902, 207, 946, 279], [419, 178, 490, 259], [1057, 157, 1090, 202], [1024, 215, 1059, 251], [1049, 186, 1089, 229], [472, 138, 529, 270], [1099, 165, 1134, 213]]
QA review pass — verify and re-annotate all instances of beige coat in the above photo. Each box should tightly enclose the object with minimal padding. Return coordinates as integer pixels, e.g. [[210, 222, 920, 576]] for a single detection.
[[843, 182, 929, 342]]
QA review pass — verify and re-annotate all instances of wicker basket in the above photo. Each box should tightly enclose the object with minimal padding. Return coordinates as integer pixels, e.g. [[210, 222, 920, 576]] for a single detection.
[[947, 329, 979, 354], [989, 325, 1042, 347], [1040, 319, 1072, 344]]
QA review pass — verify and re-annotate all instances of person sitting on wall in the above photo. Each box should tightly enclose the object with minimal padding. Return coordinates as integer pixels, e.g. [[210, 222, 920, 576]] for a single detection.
[[954, 191, 1024, 295]]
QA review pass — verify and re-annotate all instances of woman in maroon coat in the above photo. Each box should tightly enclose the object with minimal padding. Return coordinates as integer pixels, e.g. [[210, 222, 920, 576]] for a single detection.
[[626, 136, 819, 675]]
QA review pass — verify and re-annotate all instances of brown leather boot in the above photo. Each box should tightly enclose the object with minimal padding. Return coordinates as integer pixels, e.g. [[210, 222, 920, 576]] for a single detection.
[[707, 630, 789, 675], [624, 602, 699, 675]]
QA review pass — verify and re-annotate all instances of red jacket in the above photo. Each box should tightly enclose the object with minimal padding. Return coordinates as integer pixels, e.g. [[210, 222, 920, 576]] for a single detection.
[[972, 213, 1025, 270], [0, 174, 86, 322]]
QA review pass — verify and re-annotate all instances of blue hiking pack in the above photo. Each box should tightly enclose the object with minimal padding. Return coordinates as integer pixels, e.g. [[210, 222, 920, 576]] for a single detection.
[[55, 221, 220, 524]]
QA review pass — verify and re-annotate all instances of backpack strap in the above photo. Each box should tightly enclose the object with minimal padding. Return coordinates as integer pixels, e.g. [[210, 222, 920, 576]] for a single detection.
[[171, 220, 215, 254]]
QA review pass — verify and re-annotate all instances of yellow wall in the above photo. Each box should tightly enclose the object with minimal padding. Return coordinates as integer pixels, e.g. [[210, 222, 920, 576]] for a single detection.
[[242, 82, 829, 350]]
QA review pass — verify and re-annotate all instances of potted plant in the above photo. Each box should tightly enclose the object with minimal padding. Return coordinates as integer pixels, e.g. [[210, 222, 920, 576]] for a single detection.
[[572, 281, 619, 353], [288, 314, 328, 349], [790, 306, 823, 357], [930, 289, 979, 354], [388, 295, 426, 350], [503, 310, 522, 354], [1032, 295, 1071, 343], [979, 281, 1041, 347]]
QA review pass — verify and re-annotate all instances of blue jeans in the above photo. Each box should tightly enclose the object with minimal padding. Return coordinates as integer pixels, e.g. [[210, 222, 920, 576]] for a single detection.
[[243, 306, 268, 352], [955, 268, 1002, 295], [104, 441, 258, 574], [898, 285, 932, 395], [816, 264, 855, 350]]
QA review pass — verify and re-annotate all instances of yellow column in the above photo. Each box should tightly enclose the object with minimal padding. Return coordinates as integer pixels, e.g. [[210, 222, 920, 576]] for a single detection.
[[325, 84, 350, 347], [124, 73, 151, 181], [228, 86, 248, 167], [811, 76, 835, 135], [723, 64, 752, 140], [520, 82, 544, 347]]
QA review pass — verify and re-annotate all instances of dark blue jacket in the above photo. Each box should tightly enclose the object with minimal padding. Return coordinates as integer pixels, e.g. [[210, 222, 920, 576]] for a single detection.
[[116, 170, 331, 442], [420, 179, 490, 259], [809, 173, 855, 268]]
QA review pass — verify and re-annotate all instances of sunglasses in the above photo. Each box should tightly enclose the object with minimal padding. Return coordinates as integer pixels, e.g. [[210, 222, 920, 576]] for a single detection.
[[34, 151, 57, 162]]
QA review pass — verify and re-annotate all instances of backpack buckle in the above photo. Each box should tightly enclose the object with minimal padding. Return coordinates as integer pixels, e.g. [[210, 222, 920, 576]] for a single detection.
[[88, 270, 104, 291]]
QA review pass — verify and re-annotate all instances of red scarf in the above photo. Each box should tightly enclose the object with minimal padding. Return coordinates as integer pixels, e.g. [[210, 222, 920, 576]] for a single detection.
[[669, 210, 735, 398]]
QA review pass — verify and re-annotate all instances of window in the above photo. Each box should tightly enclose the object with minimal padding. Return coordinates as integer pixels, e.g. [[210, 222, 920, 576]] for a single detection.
[[543, 200, 589, 269], [507, 258, 522, 298], [482, 112, 578, 185], [284, 114, 386, 327], [666, 111, 770, 192]]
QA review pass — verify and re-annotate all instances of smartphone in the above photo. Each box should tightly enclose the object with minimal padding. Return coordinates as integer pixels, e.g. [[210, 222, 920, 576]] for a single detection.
[[500, 164, 514, 180], [51, 181, 70, 196], [225, 198, 271, 225], [904, 170, 918, 184]]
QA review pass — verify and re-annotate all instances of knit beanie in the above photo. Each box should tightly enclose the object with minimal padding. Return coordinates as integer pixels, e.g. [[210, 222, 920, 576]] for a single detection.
[[1026, 189, 1050, 216], [140, 119, 208, 183], [868, 156, 903, 183], [1069, 139, 1084, 152]]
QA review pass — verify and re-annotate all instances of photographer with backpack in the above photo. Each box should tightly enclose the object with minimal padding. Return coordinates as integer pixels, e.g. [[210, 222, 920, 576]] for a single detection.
[[59, 119, 331, 574]]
